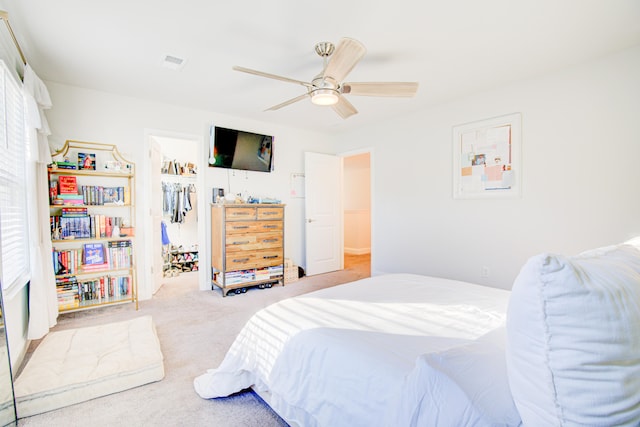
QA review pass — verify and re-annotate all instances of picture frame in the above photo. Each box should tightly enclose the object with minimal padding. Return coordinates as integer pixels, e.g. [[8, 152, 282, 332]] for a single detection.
[[102, 187, 123, 204], [452, 113, 522, 199], [78, 152, 96, 170]]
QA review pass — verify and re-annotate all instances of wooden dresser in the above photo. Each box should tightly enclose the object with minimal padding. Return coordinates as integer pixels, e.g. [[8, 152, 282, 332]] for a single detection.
[[210, 203, 285, 296]]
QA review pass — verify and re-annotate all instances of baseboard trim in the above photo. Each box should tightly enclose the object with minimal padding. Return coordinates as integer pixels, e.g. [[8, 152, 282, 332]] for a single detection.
[[344, 247, 371, 255]]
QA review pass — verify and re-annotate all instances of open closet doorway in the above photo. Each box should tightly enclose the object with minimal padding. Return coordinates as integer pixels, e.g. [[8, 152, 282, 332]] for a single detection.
[[144, 131, 206, 297], [342, 151, 372, 277]]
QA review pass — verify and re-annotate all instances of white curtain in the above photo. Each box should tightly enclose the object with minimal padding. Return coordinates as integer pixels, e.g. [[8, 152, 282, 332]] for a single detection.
[[23, 64, 57, 339]]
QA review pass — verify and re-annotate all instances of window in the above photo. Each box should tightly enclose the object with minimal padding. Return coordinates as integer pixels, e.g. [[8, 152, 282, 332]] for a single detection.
[[0, 60, 29, 293]]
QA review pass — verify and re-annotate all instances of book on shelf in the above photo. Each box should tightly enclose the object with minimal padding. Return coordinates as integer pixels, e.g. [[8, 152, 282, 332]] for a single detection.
[[55, 161, 77, 170], [55, 194, 84, 206], [61, 207, 88, 217], [106, 240, 133, 269], [51, 215, 127, 239], [58, 175, 78, 194], [49, 181, 58, 203], [52, 216, 91, 239], [79, 185, 128, 206], [83, 242, 105, 265], [53, 248, 82, 274]]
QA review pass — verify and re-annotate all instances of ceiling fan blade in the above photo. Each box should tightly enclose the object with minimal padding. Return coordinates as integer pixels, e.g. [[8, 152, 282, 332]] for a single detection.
[[323, 38, 366, 82], [265, 93, 309, 111], [331, 95, 358, 119], [342, 82, 419, 97], [233, 66, 313, 88]]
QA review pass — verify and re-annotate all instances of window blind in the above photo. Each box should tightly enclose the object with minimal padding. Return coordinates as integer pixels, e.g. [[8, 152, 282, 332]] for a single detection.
[[0, 60, 30, 292]]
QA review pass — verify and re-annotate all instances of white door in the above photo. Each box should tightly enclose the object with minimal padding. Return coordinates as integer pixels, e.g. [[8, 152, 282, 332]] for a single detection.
[[305, 152, 343, 275], [150, 139, 164, 294]]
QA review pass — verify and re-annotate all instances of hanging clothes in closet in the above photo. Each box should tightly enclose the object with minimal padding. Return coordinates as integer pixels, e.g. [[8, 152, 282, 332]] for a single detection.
[[162, 182, 196, 224]]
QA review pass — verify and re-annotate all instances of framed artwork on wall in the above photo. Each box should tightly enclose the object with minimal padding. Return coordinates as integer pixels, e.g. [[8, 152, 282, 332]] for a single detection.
[[452, 112, 522, 199]]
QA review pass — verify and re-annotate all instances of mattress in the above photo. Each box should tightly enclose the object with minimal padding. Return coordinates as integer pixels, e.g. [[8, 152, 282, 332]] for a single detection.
[[195, 274, 518, 426], [14, 315, 164, 418]]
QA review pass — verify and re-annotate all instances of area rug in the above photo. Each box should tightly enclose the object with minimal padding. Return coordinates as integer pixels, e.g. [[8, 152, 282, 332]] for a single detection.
[[13, 315, 164, 418]]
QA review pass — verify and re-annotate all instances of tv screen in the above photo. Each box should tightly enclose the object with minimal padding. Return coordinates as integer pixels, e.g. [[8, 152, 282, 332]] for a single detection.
[[208, 125, 274, 172]]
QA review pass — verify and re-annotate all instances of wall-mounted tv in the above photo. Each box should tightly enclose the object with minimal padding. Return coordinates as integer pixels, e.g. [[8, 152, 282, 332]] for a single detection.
[[208, 125, 274, 173]]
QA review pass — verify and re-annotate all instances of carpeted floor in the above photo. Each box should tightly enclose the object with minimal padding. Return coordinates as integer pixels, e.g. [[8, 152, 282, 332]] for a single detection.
[[16, 254, 370, 426]]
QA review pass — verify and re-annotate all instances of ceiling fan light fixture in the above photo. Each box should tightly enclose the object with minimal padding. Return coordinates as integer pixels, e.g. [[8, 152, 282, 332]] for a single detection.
[[311, 89, 339, 106]]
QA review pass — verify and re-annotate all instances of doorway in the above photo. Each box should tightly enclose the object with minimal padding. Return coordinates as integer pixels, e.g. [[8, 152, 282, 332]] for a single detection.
[[144, 131, 206, 298], [342, 151, 371, 277]]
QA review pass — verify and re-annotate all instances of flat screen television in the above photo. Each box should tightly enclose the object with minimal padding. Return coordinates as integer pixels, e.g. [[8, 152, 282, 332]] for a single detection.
[[208, 125, 274, 172]]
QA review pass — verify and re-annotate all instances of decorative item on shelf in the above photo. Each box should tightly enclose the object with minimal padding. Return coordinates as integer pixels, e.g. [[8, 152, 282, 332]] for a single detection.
[[120, 226, 134, 237], [78, 152, 96, 170], [104, 160, 123, 171], [161, 159, 197, 176]]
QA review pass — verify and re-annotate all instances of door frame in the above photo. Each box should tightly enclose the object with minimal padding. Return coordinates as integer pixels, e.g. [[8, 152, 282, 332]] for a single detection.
[[339, 147, 374, 273], [143, 129, 207, 299]]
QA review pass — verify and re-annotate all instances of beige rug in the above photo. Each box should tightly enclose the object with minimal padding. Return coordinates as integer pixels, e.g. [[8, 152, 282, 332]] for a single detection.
[[14, 315, 164, 418]]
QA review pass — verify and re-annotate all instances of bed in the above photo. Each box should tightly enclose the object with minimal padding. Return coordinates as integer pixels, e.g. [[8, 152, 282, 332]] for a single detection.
[[194, 274, 521, 426], [196, 239, 640, 426]]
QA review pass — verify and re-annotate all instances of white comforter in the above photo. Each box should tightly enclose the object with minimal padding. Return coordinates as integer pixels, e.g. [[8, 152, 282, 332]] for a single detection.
[[194, 274, 519, 426]]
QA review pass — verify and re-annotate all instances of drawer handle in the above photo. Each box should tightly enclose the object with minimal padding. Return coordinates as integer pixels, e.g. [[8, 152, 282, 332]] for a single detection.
[[263, 225, 278, 229], [233, 241, 250, 245], [263, 255, 279, 259], [262, 239, 278, 243], [232, 258, 250, 263], [263, 212, 278, 215], [232, 226, 250, 230]]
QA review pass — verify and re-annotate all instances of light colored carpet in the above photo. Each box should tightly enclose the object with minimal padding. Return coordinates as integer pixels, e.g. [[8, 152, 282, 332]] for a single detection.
[[17, 254, 370, 426]]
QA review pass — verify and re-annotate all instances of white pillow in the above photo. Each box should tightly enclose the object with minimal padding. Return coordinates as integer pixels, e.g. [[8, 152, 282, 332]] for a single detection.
[[506, 243, 640, 426], [423, 327, 522, 426]]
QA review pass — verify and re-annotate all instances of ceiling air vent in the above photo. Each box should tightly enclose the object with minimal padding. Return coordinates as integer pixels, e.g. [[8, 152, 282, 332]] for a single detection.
[[161, 54, 186, 70]]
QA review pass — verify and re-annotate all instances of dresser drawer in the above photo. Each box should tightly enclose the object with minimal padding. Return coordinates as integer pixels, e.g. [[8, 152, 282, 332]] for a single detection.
[[226, 234, 258, 252], [226, 207, 257, 220], [226, 221, 259, 234], [253, 248, 284, 267], [257, 207, 283, 220], [255, 232, 283, 249], [226, 232, 282, 252], [225, 252, 257, 271], [255, 220, 283, 232], [225, 248, 283, 270]]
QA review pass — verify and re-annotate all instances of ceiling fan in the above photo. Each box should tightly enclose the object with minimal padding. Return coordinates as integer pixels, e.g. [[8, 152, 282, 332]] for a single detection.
[[233, 37, 419, 119]]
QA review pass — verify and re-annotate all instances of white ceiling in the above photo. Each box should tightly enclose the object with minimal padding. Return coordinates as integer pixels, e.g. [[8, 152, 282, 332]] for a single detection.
[[3, 0, 640, 133]]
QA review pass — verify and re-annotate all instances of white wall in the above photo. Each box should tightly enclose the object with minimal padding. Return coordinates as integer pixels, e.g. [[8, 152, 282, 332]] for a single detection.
[[43, 83, 331, 298], [336, 45, 640, 289]]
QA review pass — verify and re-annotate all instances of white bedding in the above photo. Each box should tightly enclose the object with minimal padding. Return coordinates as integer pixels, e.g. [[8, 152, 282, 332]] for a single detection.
[[194, 274, 520, 426]]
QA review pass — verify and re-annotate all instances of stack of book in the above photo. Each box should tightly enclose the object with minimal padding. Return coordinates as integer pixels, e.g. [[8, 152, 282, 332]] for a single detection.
[[55, 175, 84, 205], [56, 276, 79, 310], [224, 270, 256, 285], [55, 160, 77, 170]]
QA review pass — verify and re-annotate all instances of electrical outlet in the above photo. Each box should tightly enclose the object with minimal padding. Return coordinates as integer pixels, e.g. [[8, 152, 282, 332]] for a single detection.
[[481, 266, 490, 278]]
